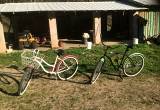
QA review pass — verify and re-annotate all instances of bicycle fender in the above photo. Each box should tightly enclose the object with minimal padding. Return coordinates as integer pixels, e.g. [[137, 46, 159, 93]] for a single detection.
[[129, 53, 144, 58], [62, 55, 79, 59], [55, 55, 78, 70]]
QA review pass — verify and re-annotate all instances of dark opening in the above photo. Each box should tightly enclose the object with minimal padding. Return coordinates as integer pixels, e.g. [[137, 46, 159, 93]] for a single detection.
[[101, 11, 130, 41], [56, 12, 93, 41], [9, 13, 50, 49], [16, 13, 49, 38]]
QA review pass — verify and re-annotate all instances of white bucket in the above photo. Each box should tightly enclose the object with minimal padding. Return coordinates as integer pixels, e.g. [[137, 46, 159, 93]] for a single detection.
[[87, 42, 92, 49], [133, 38, 138, 44]]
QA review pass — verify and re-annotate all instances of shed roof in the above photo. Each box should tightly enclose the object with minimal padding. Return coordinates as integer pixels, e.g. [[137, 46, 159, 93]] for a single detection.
[[0, 1, 146, 13], [126, 0, 160, 6]]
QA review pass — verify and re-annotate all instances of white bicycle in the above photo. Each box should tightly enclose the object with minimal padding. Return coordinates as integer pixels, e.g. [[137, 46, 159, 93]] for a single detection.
[[19, 49, 78, 95]]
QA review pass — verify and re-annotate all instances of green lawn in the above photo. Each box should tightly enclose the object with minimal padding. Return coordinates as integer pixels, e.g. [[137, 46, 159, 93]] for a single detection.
[[0, 44, 160, 110], [0, 44, 160, 75]]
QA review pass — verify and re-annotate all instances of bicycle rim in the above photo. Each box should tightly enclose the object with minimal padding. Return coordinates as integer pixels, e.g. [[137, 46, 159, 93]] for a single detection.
[[123, 54, 144, 77], [19, 67, 33, 95], [91, 58, 104, 84], [57, 57, 78, 80]]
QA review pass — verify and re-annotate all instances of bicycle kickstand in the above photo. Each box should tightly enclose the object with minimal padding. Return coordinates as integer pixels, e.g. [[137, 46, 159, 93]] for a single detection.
[[118, 69, 123, 81]]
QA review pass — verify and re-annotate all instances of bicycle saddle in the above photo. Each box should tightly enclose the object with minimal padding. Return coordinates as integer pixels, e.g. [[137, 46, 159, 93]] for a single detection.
[[127, 44, 133, 49], [56, 49, 64, 56]]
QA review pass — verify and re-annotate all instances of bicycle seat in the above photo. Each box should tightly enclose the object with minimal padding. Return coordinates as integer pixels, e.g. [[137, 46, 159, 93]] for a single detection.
[[107, 46, 112, 49], [127, 44, 133, 49], [56, 49, 64, 56]]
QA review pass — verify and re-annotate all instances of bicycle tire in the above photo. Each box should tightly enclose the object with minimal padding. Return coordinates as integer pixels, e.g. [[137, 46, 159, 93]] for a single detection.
[[90, 57, 105, 84], [18, 67, 33, 95], [57, 55, 78, 80], [123, 53, 144, 77]]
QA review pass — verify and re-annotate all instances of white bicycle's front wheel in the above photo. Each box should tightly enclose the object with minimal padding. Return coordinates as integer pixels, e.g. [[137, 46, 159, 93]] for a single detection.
[[91, 57, 105, 84], [18, 67, 33, 95], [57, 56, 78, 80], [123, 53, 144, 77]]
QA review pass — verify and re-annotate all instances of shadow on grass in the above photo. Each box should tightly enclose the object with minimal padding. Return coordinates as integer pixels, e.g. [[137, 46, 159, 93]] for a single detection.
[[32, 64, 125, 84], [0, 72, 20, 96], [66, 70, 91, 84], [105, 73, 124, 82], [77, 64, 124, 83], [100, 68, 125, 82], [22, 64, 125, 86], [30, 64, 93, 85], [59, 64, 95, 84], [6, 64, 24, 75]]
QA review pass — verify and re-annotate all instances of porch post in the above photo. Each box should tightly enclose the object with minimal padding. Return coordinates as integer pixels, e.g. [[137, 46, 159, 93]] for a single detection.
[[130, 12, 138, 39], [93, 12, 101, 44], [0, 16, 6, 53], [48, 12, 59, 48]]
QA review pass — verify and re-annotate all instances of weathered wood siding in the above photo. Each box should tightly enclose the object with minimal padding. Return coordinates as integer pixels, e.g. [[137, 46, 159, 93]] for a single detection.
[[139, 11, 160, 39]]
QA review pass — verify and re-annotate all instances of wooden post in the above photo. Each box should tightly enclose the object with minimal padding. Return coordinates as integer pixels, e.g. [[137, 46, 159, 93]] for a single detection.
[[93, 12, 101, 44], [0, 16, 6, 53], [130, 12, 138, 38], [48, 13, 59, 48]]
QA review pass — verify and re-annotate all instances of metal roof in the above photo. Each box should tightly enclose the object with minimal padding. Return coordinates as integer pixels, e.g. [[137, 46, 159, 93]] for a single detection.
[[0, 1, 147, 13], [127, 0, 160, 6]]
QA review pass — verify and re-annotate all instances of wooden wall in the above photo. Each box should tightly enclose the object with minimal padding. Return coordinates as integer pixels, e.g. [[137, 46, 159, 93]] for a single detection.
[[139, 11, 160, 39]]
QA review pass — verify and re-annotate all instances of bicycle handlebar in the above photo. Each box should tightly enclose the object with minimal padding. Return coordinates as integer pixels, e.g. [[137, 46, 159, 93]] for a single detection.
[[100, 34, 133, 54], [100, 34, 113, 50], [56, 49, 64, 56], [33, 49, 39, 56]]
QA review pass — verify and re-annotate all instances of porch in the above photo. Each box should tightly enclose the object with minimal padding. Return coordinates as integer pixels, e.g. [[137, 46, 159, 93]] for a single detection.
[[0, 1, 146, 53]]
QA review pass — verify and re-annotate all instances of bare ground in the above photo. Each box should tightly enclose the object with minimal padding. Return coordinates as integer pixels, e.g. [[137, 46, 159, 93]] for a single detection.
[[0, 68, 160, 110]]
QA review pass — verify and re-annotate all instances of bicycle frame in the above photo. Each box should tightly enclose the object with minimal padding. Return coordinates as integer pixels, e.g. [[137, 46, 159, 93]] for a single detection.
[[102, 46, 130, 72], [91, 36, 144, 84], [32, 55, 69, 75]]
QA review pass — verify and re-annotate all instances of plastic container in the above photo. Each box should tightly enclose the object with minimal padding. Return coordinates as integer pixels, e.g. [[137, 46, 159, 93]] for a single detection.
[[87, 42, 92, 49], [133, 38, 138, 44]]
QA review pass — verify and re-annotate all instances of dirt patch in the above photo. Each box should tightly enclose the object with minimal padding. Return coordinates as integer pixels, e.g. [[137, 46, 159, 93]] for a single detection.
[[0, 68, 160, 110]]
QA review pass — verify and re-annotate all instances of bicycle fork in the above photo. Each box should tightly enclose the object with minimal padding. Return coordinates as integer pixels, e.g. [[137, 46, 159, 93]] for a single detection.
[[100, 57, 106, 74], [118, 67, 124, 80], [108, 56, 124, 80]]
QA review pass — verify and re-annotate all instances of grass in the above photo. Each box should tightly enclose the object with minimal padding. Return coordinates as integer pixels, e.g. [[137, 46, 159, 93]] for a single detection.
[[0, 44, 160, 74], [0, 44, 160, 110]]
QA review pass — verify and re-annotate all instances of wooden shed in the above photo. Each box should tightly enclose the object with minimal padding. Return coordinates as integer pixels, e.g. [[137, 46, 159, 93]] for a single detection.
[[0, 1, 146, 52], [124, 0, 160, 40], [138, 11, 160, 40]]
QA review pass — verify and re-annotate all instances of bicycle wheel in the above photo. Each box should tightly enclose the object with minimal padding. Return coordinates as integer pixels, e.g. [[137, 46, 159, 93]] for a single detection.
[[57, 56, 78, 80], [90, 57, 105, 84], [123, 53, 144, 77], [18, 67, 33, 95]]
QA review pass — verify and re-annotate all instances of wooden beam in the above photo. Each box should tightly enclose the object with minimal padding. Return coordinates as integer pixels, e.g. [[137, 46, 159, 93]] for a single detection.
[[0, 17, 6, 53], [48, 13, 59, 48], [130, 12, 138, 38], [93, 12, 101, 44]]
